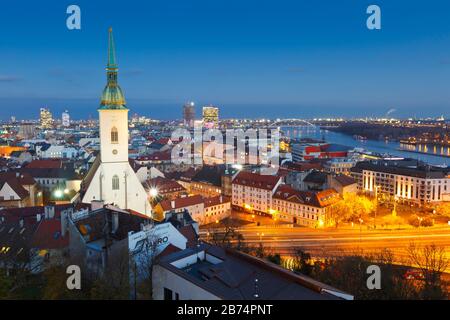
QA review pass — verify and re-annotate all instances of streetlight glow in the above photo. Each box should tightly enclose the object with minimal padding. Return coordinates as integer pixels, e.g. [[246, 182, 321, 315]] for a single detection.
[[149, 188, 158, 197], [54, 190, 63, 198]]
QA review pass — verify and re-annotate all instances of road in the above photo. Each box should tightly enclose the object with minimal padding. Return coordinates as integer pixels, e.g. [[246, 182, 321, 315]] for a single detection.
[[200, 224, 450, 267]]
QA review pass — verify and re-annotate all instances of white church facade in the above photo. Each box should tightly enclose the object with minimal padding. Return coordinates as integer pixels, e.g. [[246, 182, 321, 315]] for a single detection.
[[82, 28, 152, 216]]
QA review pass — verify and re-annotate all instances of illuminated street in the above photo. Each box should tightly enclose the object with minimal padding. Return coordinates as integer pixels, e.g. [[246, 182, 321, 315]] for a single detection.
[[200, 224, 450, 269]]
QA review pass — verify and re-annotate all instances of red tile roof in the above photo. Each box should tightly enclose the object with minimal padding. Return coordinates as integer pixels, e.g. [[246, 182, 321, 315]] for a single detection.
[[283, 161, 323, 172], [146, 177, 186, 195], [178, 225, 198, 248], [32, 219, 69, 249], [334, 175, 356, 187], [159, 195, 204, 211], [25, 159, 63, 169], [204, 195, 231, 208], [0, 172, 36, 185], [159, 243, 182, 258], [0, 179, 29, 199], [232, 171, 281, 191], [274, 185, 340, 208], [136, 151, 171, 161]]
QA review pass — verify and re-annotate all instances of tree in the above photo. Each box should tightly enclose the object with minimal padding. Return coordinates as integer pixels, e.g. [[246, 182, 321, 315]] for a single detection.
[[130, 229, 161, 300], [291, 248, 313, 276], [434, 203, 450, 218], [407, 243, 449, 299], [329, 194, 376, 228]]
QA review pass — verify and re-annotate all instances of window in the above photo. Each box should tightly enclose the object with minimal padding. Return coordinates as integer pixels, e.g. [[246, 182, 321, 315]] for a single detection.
[[111, 127, 119, 144], [164, 288, 173, 300], [112, 175, 120, 190]]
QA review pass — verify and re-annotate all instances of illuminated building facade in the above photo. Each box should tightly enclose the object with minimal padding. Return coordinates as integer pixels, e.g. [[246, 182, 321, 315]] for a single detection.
[[273, 185, 340, 228], [231, 171, 282, 215], [202, 105, 219, 129], [351, 160, 450, 205], [40, 108, 53, 129], [62, 110, 70, 127]]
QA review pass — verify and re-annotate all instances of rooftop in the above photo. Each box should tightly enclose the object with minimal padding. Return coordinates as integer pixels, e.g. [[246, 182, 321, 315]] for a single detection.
[[159, 244, 353, 300]]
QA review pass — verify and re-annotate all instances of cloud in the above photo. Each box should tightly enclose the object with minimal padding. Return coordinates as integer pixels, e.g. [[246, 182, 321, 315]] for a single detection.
[[0, 75, 21, 82]]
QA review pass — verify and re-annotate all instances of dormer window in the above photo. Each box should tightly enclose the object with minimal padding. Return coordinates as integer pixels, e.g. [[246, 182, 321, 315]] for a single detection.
[[111, 127, 119, 144]]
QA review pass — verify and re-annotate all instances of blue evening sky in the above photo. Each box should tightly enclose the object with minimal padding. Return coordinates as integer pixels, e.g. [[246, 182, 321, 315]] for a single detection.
[[0, 0, 449, 120]]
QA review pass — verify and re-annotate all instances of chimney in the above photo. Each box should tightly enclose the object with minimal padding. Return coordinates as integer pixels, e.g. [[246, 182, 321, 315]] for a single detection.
[[91, 200, 105, 211], [60, 208, 72, 237], [111, 212, 119, 233], [44, 205, 55, 219]]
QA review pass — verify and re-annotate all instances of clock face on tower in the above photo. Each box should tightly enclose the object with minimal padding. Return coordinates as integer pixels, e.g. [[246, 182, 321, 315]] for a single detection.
[[112, 149, 118, 155]]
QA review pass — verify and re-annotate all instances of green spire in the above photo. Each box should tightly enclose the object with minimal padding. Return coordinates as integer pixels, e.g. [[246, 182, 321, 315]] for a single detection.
[[107, 27, 117, 69], [99, 27, 128, 110]]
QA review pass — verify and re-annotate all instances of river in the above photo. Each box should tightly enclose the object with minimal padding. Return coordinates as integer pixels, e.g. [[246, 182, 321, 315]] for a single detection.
[[282, 126, 449, 166]]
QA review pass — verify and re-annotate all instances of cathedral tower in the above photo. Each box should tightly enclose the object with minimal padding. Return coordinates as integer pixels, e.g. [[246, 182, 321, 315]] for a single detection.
[[82, 28, 151, 216]]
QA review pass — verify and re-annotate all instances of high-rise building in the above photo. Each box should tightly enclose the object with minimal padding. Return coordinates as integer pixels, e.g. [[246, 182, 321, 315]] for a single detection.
[[18, 123, 36, 139], [62, 110, 70, 127], [202, 105, 219, 129], [40, 107, 53, 129], [82, 28, 151, 216], [183, 102, 195, 127]]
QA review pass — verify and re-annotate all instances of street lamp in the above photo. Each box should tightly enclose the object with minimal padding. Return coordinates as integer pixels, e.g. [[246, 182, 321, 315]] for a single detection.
[[417, 216, 423, 228], [358, 218, 364, 243], [374, 185, 380, 229], [256, 232, 264, 242], [54, 189, 63, 199], [149, 187, 158, 198]]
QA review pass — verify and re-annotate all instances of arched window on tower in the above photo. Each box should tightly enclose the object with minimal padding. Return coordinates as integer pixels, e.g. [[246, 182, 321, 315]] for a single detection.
[[111, 127, 119, 144], [112, 175, 120, 190]]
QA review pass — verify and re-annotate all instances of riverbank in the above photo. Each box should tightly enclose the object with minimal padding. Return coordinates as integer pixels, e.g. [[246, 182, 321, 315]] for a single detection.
[[397, 148, 450, 159]]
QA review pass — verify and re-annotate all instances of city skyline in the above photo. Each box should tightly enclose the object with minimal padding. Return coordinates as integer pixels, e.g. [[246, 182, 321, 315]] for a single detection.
[[1, 0, 450, 120]]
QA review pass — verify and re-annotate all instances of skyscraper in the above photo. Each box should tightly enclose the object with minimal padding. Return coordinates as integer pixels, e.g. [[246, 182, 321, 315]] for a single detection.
[[40, 107, 53, 129], [183, 102, 195, 127], [62, 110, 70, 127], [82, 28, 152, 216], [202, 105, 219, 129]]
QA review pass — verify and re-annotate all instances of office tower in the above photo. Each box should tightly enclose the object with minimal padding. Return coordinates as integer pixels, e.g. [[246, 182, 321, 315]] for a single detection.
[[202, 105, 219, 129], [183, 102, 195, 127], [40, 107, 53, 129], [62, 110, 70, 127]]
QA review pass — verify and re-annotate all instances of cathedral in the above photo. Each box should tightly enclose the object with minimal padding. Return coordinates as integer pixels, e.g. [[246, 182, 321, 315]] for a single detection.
[[81, 28, 152, 216]]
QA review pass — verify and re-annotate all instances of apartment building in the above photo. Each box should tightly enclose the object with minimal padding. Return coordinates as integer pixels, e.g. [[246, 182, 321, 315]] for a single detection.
[[351, 160, 450, 205], [273, 185, 341, 227], [231, 171, 283, 215]]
